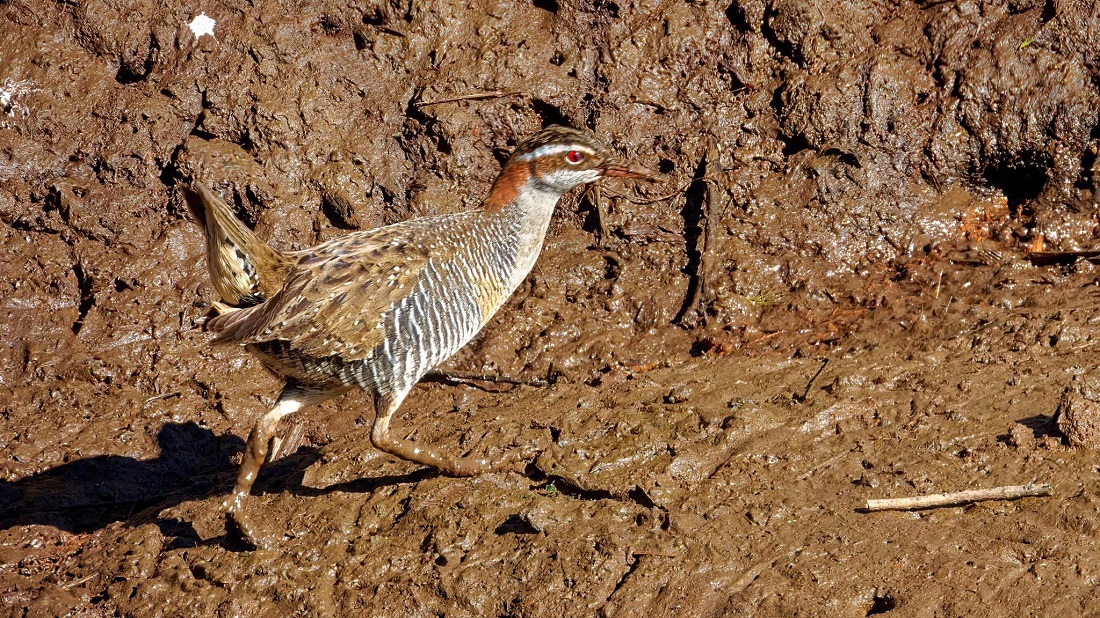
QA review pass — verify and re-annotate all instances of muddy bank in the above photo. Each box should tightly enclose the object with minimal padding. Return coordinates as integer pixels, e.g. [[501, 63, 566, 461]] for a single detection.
[[2, 0, 1100, 615]]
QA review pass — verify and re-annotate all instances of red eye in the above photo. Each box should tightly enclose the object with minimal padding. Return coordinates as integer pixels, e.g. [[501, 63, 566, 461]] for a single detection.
[[565, 150, 585, 164]]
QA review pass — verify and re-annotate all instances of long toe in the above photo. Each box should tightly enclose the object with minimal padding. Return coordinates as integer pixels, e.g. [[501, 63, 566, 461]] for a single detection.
[[225, 509, 275, 551], [440, 454, 493, 477], [493, 444, 541, 475]]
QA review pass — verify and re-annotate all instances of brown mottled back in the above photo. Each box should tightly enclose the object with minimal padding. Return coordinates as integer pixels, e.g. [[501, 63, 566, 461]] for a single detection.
[[206, 226, 430, 361]]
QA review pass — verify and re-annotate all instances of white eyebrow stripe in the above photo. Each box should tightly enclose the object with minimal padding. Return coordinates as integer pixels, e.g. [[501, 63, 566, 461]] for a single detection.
[[515, 143, 595, 161]]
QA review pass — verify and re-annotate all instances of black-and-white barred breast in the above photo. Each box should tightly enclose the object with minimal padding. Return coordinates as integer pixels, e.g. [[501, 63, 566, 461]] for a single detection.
[[353, 213, 522, 394]]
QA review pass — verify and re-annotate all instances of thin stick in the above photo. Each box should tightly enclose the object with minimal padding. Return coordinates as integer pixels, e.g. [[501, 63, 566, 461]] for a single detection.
[[62, 574, 97, 589], [415, 90, 523, 107], [1025, 249, 1100, 266], [605, 170, 730, 206], [861, 483, 1052, 512], [583, 184, 611, 247], [424, 370, 548, 388], [614, 176, 708, 205], [631, 550, 680, 558], [143, 391, 181, 404], [792, 357, 829, 404]]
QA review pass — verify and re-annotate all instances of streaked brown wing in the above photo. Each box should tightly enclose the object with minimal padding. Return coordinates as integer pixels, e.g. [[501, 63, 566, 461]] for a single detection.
[[207, 228, 429, 362]]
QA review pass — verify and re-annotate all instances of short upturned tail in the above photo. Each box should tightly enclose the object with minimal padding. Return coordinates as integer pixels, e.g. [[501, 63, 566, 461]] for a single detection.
[[182, 182, 292, 308]]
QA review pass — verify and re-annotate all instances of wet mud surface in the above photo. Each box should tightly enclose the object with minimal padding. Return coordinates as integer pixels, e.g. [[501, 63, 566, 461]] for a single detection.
[[3, 0, 1100, 615]]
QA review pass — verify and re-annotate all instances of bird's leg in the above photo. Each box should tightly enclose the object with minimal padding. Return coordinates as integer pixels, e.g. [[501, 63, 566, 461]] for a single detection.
[[370, 389, 491, 477], [224, 392, 304, 548]]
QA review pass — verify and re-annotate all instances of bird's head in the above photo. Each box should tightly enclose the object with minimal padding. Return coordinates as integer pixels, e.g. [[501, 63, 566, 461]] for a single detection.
[[484, 125, 654, 211]]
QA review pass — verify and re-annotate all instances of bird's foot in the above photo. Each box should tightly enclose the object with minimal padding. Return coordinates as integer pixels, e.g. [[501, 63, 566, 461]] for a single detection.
[[437, 454, 492, 477], [484, 443, 541, 475], [223, 496, 279, 551], [450, 443, 540, 477], [372, 429, 537, 477]]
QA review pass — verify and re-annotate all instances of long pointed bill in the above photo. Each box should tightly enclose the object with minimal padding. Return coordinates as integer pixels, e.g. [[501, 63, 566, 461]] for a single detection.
[[600, 160, 657, 181]]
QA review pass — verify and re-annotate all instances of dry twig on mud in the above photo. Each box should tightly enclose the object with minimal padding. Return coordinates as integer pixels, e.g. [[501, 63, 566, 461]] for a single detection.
[[414, 90, 523, 107], [143, 391, 181, 405], [582, 184, 611, 247], [424, 370, 548, 388], [61, 574, 97, 589], [1025, 249, 1100, 267], [861, 483, 1053, 512], [631, 550, 680, 558], [605, 170, 731, 206], [792, 357, 829, 404]]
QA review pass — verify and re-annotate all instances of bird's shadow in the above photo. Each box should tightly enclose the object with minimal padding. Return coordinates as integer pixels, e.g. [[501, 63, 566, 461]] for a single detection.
[[0, 422, 432, 548]]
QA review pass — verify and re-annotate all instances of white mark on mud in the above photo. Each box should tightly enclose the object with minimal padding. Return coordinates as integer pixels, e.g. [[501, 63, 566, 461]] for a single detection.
[[188, 13, 216, 39], [0, 79, 36, 118]]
